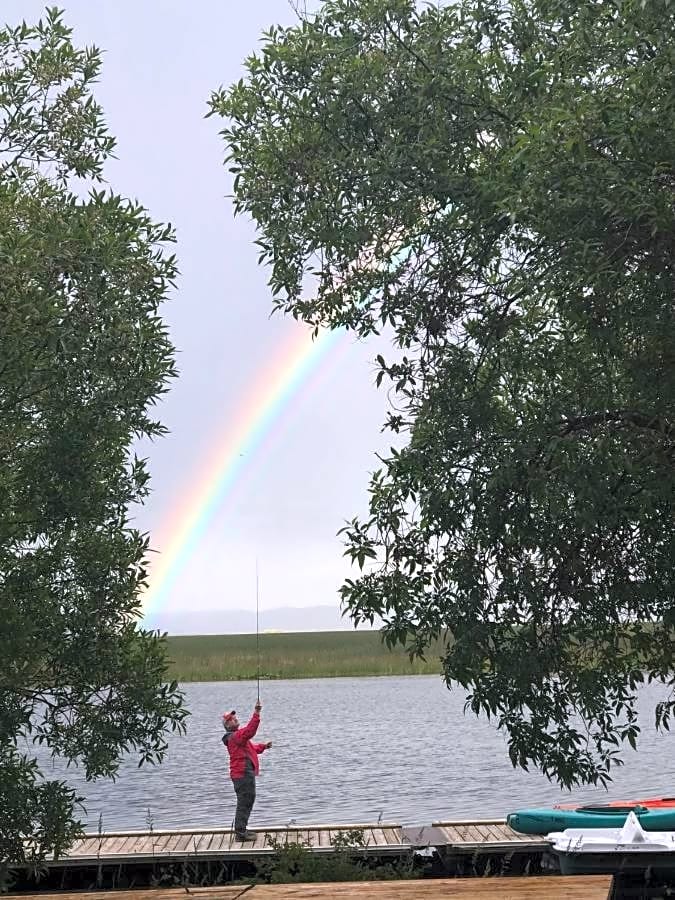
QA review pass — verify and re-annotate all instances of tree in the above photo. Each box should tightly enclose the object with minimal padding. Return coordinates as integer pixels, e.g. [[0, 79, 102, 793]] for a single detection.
[[0, 8, 187, 880], [211, 0, 675, 787]]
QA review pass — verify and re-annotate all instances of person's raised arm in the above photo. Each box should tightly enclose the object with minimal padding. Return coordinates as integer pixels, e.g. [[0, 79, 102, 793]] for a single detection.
[[232, 700, 262, 743]]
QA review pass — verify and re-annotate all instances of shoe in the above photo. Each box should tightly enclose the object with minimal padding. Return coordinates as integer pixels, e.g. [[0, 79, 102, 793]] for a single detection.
[[235, 830, 256, 841]]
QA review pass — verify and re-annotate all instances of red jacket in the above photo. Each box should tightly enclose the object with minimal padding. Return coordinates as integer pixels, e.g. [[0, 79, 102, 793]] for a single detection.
[[222, 712, 267, 779]]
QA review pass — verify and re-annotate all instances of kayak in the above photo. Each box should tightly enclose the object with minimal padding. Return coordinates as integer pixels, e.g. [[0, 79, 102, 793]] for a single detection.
[[507, 804, 675, 835], [555, 796, 675, 811]]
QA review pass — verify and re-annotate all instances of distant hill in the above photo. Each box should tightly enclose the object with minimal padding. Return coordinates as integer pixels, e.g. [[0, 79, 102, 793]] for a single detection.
[[157, 604, 380, 635]]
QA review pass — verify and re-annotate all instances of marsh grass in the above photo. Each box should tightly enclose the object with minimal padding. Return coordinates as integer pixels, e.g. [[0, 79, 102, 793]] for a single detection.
[[165, 631, 444, 681]]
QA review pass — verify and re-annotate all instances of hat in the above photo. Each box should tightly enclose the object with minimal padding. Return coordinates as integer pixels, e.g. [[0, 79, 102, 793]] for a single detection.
[[222, 710, 236, 724]]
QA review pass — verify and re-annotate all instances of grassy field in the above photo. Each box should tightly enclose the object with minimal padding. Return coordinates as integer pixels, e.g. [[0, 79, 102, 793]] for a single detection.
[[165, 631, 445, 681]]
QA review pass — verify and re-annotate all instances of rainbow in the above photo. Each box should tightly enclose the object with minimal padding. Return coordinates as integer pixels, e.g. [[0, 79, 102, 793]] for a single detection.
[[140, 323, 347, 624]]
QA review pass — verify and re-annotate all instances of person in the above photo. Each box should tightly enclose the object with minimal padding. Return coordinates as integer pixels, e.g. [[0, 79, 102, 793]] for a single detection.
[[222, 700, 272, 841]]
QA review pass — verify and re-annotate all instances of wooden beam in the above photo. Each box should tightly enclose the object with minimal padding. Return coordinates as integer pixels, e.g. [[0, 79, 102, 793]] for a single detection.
[[244, 875, 613, 898], [8, 889, 250, 900], [8, 875, 614, 900]]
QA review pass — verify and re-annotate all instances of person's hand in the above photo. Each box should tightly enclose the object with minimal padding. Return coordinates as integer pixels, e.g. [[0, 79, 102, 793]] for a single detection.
[[254, 700, 262, 712], [265, 741, 273, 749]]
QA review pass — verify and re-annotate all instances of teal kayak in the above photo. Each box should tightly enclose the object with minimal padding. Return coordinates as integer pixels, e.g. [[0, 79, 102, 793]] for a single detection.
[[507, 805, 675, 835]]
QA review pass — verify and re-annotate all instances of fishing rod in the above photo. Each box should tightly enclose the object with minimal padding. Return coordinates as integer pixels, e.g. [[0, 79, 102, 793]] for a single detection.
[[255, 557, 260, 702]]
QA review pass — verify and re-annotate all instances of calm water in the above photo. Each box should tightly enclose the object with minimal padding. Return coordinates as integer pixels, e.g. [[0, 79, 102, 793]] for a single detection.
[[31, 676, 675, 832]]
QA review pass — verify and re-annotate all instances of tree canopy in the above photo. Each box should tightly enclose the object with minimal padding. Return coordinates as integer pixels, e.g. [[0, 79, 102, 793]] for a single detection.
[[1, 8, 187, 879], [212, 0, 675, 787]]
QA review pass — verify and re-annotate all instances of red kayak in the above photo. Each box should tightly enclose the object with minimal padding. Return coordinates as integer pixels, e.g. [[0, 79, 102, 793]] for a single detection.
[[555, 796, 675, 810]]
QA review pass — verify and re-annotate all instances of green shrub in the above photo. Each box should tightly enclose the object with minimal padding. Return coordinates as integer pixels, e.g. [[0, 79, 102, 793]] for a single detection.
[[254, 829, 416, 883]]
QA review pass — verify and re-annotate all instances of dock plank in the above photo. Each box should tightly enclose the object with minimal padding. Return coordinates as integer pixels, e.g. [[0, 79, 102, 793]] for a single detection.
[[369, 827, 387, 847], [484, 823, 508, 843], [251, 832, 267, 851], [155, 834, 175, 853], [9, 877, 614, 900], [245, 875, 613, 898], [137, 835, 163, 855], [212, 833, 231, 851], [10, 890, 249, 900], [206, 832, 224, 851], [464, 825, 487, 844], [191, 833, 214, 853], [101, 836, 124, 854], [173, 833, 194, 853], [120, 836, 143, 855], [162, 834, 186, 853], [435, 820, 548, 851]]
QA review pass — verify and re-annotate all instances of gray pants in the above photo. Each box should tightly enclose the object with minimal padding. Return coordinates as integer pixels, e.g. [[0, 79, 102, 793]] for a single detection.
[[232, 774, 256, 834]]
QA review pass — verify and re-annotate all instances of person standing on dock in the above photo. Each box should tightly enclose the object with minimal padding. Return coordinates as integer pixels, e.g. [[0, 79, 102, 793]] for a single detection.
[[222, 700, 272, 841]]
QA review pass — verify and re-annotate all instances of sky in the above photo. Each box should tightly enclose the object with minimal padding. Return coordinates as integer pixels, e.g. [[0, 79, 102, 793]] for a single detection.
[[5, 1, 392, 633]]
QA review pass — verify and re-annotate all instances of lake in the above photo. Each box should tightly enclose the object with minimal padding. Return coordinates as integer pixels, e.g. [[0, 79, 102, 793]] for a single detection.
[[32, 675, 675, 832]]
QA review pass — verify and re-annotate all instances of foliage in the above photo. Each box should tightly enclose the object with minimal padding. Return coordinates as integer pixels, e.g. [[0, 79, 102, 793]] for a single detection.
[[254, 829, 415, 883], [0, 7, 187, 882], [211, 0, 675, 787]]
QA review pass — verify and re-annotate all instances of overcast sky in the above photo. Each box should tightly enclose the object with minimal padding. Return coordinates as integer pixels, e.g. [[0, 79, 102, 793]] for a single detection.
[[6, 2, 392, 632]]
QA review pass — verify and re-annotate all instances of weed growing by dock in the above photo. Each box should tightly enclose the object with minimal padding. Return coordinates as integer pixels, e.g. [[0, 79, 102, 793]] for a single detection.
[[253, 829, 417, 883]]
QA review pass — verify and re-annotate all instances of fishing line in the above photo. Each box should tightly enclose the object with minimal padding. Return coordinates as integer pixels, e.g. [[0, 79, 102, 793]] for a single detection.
[[255, 557, 261, 701]]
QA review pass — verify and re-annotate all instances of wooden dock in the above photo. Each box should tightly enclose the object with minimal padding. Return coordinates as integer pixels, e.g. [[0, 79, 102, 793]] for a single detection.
[[50, 823, 412, 865], [9, 875, 615, 898], [12, 818, 564, 893], [431, 819, 548, 852], [44, 818, 549, 866]]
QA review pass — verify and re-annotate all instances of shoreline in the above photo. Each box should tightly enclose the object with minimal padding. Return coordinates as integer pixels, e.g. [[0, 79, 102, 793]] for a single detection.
[[173, 669, 438, 684]]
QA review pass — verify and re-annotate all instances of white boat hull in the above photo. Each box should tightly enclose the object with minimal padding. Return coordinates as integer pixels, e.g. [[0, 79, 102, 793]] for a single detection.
[[549, 812, 675, 875]]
